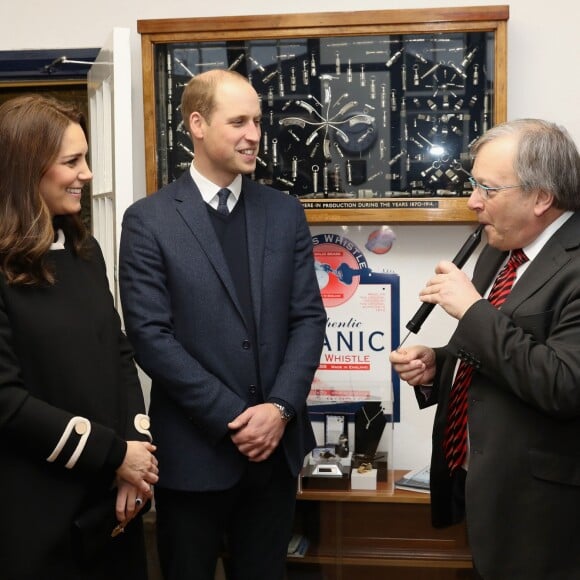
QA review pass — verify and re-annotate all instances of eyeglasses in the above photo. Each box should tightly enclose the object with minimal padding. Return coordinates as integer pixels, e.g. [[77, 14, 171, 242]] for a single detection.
[[467, 176, 522, 200]]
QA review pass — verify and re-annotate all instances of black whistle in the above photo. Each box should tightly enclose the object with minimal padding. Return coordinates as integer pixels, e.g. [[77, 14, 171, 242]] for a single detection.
[[404, 224, 484, 335]]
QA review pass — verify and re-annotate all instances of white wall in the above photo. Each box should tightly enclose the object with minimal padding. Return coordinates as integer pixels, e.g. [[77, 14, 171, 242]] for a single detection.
[[2, 0, 578, 469]]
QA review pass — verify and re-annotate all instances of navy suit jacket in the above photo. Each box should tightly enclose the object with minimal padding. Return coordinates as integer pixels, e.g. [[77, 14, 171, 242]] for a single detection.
[[119, 172, 326, 491], [421, 213, 580, 578]]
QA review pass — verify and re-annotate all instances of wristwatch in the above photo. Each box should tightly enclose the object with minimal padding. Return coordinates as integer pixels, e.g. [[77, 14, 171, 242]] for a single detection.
[[271, 402, 294, 423]]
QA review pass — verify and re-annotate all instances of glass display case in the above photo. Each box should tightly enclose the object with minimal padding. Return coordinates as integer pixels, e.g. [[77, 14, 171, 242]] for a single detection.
[[139, 7, 508, 223]]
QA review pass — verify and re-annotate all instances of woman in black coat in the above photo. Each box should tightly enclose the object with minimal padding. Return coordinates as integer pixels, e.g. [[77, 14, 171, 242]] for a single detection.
[[0, 95, 159, 579]]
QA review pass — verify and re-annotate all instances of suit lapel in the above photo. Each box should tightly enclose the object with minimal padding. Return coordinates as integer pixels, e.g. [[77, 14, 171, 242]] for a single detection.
[[472, 246, 507, 295], [503, 213, 580, 314], [172, 172, 245, 320], [472, 213, 580, 315], [242, 177, 265, 331]]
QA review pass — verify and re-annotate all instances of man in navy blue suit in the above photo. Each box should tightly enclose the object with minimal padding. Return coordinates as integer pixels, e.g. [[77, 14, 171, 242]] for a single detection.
[[119, 69, 326, 580]]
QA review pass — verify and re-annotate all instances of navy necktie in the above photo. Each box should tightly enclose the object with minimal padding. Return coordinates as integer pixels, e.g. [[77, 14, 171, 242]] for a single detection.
[[216, 188, 231, 216], [443, 248, 528, 472]]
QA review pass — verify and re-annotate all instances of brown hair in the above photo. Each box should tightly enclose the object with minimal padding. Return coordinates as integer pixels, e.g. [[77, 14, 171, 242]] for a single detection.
[[180, 69, 250, 135], [0, 94, 90, 285]]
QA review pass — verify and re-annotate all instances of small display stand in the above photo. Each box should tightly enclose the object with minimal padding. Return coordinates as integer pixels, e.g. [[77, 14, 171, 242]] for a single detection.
[[299, 401, 394, 493]]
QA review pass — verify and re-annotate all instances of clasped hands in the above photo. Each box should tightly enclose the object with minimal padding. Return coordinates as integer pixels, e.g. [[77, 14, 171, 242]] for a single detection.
[[114, 440, 158, 529], [228, 403, 285, 463]]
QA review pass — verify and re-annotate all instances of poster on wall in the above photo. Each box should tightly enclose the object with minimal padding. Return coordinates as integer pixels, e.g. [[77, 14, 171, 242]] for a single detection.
[[309, 225, 400, 421]]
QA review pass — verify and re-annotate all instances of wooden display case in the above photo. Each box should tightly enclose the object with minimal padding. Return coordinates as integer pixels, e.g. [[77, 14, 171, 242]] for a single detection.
[[287, 469, 472, 578], [139, 6, 508, 224]]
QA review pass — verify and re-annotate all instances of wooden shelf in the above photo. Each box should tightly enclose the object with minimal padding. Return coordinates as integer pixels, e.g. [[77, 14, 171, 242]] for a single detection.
[[303, 197, 476, 224], [298, 469, 428, 502], [291, 470, 472, 576]]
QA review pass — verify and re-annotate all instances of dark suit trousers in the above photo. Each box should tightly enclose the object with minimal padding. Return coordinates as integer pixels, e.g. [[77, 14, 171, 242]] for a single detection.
[[155, 450, 297, 580], [452, 468, 483, 580]]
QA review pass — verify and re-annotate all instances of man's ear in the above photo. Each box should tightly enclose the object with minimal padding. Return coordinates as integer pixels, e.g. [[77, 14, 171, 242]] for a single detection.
[[188, 112, 204, 140], [534, 189, 555, 217]]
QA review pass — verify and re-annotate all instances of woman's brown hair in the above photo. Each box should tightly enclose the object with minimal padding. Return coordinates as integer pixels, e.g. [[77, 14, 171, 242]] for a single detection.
[[0, 94, 90, 285]]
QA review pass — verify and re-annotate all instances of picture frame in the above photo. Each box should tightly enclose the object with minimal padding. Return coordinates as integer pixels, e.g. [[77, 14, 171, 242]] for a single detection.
[[324, 413, 348, 447], [139, 6, 508, 223]]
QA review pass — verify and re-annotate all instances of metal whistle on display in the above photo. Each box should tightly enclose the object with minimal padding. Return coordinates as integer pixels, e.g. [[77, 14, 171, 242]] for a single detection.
[[398, 224, 484, 348]]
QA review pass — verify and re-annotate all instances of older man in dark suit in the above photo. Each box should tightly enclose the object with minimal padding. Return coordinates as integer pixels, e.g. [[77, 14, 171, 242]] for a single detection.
[[390, 119, 580, 579], [119, 69, 326, 580]]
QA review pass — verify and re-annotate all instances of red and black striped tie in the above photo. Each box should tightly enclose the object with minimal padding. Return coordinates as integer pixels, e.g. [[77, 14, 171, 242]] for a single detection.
[[443, 248, 528, 472]]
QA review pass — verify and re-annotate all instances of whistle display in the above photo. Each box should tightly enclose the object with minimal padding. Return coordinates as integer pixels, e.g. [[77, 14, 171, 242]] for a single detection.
[[404, 224, 484, 336]]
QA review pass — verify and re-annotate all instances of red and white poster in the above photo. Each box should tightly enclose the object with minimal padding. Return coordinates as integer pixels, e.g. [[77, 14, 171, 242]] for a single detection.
[[309, 226, 400, 416]]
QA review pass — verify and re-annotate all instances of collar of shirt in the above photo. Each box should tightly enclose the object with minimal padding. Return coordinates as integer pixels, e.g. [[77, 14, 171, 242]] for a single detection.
[[189, 164, 242, 212], [484, 210, 574, 296], [50, 228, 66, 251], [521, 210, 574, 266]]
